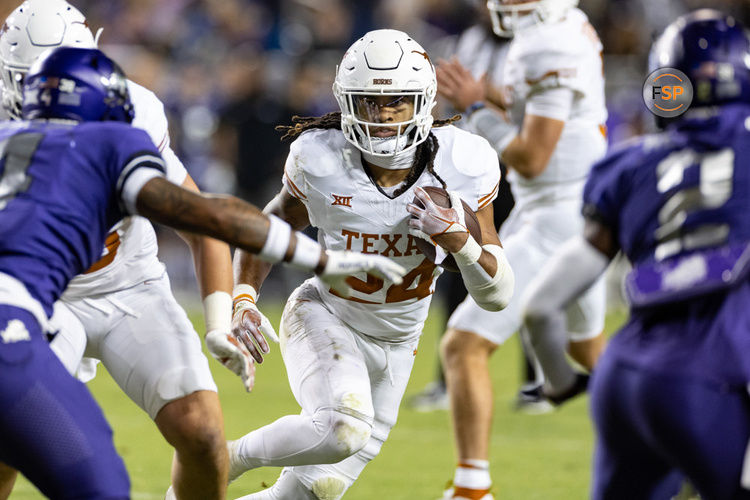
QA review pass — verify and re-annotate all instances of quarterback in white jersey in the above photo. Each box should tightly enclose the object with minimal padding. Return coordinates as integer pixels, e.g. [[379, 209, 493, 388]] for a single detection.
[[0, 1, 252, 498], [436, 1, 608, 498], [227, 30, 514, 500]]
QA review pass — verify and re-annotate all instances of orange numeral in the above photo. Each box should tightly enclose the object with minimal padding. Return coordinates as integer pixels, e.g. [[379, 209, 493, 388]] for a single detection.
[[329, 258, 437, 304], [85, 231, 121, 273]]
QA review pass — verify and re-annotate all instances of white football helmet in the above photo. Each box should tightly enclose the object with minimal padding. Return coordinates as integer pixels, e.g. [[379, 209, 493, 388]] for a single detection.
[[0, 0, 97, 119], [486, 0, 579, 36], [333, 29, 437, 157]]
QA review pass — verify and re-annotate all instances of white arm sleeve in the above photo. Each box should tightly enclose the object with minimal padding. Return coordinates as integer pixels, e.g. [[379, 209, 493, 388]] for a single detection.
[[521, 235, 610, 320], [467, 107, 518, 156], [118, 154, 166, 215], [525, 87, 575, 122], [453, 238, 515, 312]]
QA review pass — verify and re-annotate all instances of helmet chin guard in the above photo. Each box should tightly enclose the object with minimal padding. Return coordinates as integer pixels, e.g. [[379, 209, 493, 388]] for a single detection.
[[0, 0, 96, 119], [333, 29, 437, 158], [486, 0, 579, 37]]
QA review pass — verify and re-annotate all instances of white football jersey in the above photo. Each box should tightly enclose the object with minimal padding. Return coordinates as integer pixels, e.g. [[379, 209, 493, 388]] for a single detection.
[[503, 7, 607, 208], [62, 81, 188, 299], [283, 126, 500, 341]]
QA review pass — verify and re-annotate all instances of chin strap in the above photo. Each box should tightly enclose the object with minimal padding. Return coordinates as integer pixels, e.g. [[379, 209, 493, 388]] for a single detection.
[[361, 147, 416, 170]]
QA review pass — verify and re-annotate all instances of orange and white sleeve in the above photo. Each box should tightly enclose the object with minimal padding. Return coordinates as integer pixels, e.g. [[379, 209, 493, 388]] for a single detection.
[[282, 149, 309, 204], [476, 143, 502, 211]]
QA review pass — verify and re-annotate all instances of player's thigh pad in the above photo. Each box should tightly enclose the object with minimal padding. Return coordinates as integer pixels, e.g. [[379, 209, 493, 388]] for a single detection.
[[0, 306, 129, 499], [67, 274, 217, 419], [280, 282, 375, 424], [48, 300, 87, 376]]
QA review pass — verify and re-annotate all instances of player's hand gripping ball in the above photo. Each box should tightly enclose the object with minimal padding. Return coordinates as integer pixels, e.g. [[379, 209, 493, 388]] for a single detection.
[[408, 186, 482, 272]]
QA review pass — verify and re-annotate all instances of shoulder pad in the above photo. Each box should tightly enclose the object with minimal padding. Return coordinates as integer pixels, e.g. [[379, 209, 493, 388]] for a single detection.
[[289, 129, 351, 178], [434, 126, 499, 178]]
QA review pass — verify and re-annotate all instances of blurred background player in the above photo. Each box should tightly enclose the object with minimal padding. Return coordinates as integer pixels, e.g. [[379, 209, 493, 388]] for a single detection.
[[0, 45, 404, 500], [227, 29, 513, 500], [408, 0, 521, 414], [0, 1, 242, 498], [523, 9, 750, 499], [436, 0, 608, 498]]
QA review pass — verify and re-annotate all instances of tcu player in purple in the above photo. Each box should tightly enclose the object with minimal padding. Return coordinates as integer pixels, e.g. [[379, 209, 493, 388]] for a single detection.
[[521, 10, 750, 499], [0, 47, 404, 499]]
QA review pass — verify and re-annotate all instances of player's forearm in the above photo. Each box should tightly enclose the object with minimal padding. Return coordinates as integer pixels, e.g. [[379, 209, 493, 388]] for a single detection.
[[186, 236, 233, 299], [136, 178, 326, 271], [437, 232, 499, 277], [232, 190, 311, 294], [233, 248, 274, 294], [174, 174, 235, 298], [467, 106, 518, 158], [454, 239, 514, 312], [502, 136, 550, 179], [467, 107, 548, 178]]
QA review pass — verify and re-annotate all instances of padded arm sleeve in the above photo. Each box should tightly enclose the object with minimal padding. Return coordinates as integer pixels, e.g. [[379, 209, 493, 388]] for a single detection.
[[454, 239, 514, 312]]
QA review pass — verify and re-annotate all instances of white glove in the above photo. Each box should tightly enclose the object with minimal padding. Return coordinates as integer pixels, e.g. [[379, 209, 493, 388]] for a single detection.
[[232, 298, 278, 363], [205, 329, 255, 392], [319, 250, 407, 296], [406, 188, 469, 246]]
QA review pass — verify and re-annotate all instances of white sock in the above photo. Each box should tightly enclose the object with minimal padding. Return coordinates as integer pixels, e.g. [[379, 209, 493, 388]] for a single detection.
[[231, 410, 369, 473], [454, 459, 491, 490], [236, 469, 316, 500]]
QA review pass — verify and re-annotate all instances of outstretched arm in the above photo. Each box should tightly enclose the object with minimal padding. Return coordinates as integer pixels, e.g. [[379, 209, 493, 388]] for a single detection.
[[234, 187, 311, 292], [136, 175, 406, 336], [136, 177, 282, 261]]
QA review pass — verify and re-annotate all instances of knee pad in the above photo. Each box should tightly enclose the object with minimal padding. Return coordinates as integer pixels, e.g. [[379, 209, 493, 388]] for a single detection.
[[273, 469, 347, 500], [311, 409, 372, 462], [311, 477, 347, 500]]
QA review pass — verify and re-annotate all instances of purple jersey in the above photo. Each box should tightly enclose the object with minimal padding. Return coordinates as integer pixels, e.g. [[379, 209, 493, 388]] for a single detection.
[[0, 120, 164, 317], [584, 103, 750, 383]]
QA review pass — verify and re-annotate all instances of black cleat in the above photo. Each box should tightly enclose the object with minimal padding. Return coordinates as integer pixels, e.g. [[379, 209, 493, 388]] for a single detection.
[[514, 384, 554, 414], [544, 373, 590, 406]]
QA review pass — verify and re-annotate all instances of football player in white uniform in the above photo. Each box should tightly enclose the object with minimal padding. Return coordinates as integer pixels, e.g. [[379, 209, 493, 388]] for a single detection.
[[227, 29, 514, 500], [0, 1, 318, 498], [435, 1, 608, 498]]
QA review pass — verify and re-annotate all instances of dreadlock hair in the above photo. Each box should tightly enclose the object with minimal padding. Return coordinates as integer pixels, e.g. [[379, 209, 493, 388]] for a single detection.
[[276, 112, 462, 197]]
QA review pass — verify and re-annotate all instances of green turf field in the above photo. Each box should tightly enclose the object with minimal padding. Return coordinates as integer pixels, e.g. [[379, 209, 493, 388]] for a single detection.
[[12, 304, 627, 499]]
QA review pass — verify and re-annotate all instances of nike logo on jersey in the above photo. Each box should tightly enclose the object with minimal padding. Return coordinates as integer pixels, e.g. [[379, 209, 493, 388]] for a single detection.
[[1, 319, 30, 343], [332, 194, 353, 208]]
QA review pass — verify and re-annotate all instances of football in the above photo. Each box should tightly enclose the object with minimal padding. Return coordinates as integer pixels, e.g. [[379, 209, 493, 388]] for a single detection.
[[412, 186, 482, 272]]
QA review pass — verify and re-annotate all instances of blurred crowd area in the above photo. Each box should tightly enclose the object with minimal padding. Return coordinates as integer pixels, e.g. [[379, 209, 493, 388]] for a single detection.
[[42, 0, 750, 299]]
